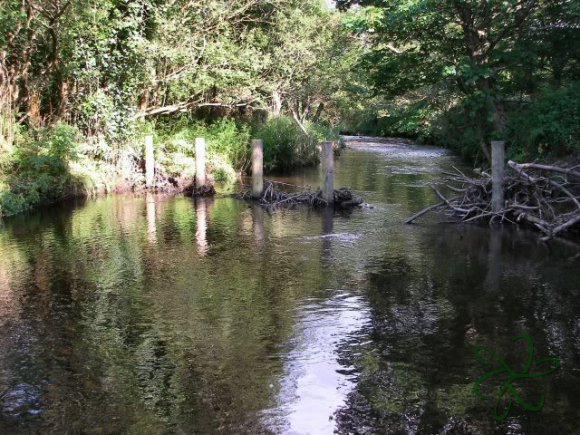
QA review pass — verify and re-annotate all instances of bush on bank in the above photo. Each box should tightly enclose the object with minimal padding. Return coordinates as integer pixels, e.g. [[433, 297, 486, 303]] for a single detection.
[[0, 123, 83, 217], [256, 117, 334, 172]]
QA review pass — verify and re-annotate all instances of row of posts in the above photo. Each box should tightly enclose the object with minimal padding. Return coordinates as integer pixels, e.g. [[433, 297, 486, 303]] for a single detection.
[[147, 134, 505, 212], [251, 140, 335, 201], [145, 135, 336, 203]]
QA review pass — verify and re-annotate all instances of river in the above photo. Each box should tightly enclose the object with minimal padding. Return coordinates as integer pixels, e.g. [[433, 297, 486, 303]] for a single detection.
[[1, 137, 579, 434]]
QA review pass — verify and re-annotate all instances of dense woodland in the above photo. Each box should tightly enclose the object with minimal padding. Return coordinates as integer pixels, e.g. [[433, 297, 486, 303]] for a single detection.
[[338, 0, 579, 163], [0, 0, 578, 217]]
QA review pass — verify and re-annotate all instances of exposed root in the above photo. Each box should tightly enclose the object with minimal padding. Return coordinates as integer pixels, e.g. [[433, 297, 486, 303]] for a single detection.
[[406, 160, 580, 240], [235, 181, 363, 211], [191, 184, 216, 197]]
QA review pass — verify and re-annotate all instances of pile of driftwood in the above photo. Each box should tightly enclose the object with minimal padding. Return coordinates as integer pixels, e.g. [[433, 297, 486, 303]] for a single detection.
[[236, 181, 363, 210], [184, 184, 216, 197], [406, 161, 580, 240]]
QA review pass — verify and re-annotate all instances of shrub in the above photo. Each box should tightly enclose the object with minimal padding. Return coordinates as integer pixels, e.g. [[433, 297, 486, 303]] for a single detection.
[[209, 154, 237, 183], [0, 123, 81, 217], [155, 118, 251, 173], [507, 83, 580, 159], [205, 119, 251, 172], [255, 116, 322, 172]]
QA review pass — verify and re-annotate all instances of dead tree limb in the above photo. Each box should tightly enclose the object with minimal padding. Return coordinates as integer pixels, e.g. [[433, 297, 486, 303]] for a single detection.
[[407, 160, 580, 241]]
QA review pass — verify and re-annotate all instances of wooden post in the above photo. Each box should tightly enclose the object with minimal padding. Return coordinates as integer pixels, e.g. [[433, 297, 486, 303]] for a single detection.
[[252, 139, 264, 198], [491, 140, 505, 213], [195, 137, 207, 187], [145, 135, 154, 189], [322, 141, 334, 204]]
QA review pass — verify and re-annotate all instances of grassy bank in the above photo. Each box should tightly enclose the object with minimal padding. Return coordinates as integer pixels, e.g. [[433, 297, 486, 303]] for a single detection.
[[0, 117, 340, 219]]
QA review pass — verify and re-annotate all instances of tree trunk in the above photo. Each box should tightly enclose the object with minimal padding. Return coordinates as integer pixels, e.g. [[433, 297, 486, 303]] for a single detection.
[[313, 102, 324, 123], [271, 91, 282, 117], [291, 109, 309, 135]]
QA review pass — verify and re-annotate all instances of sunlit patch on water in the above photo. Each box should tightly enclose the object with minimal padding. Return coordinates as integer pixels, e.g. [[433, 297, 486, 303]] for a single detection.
[[263, 291, 370, 434], [351, 144, 451, 159]]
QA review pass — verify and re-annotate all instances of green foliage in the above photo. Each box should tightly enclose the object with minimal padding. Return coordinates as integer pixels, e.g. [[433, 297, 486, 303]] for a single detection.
[[426, 83, 580, 163], [339, 0, 580, 163], [156, 117, 251, 176], [429, 106, 488, 162], [0, 124, 81, 217], [308, 122, 341, 145], [210, 155, 238, 183], [507, 83, 580, 160], [1, 0, 358, 216], [157, 116, 338, 176], [205, 119, 252, 172], [12, 123, 79, 176], [255, 117, 320, 172]]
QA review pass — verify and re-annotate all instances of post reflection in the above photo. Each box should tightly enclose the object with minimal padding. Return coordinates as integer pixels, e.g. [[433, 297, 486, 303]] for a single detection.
[[485, 229, 503, 292], [146, 193, 157, 243], [321, 206, 334, 267], [195, 198, 213, 256], [252, 203, 265, 250]]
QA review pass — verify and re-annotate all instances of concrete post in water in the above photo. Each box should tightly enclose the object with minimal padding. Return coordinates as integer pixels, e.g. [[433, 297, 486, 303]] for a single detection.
[[195, 137, 207, 187], [252, 139, 264, 198], [145, 135, 155, 189], [322, 141, 334, 204], [491, 140, 505, 213]]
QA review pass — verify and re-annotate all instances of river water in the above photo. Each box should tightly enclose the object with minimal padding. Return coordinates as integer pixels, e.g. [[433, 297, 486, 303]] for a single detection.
[[1, 138, 579, 434]]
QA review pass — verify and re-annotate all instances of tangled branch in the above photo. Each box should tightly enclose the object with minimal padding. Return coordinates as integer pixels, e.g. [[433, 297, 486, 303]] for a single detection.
[[235, 181, 363, 211], [406, 161, 580, 241]]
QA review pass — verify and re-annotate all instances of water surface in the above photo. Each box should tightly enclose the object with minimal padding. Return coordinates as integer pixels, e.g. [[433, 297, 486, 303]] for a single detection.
[[1, 138, 579, 434]]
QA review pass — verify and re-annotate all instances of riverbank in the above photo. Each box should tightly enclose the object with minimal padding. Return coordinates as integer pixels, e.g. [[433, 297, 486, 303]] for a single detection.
[[0, 142, 193, 219], [0, 117, 340, 219]]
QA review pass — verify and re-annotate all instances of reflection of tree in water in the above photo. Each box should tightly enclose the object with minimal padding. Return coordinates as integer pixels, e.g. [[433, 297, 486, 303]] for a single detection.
[[0, 195, 336, 433], [336, 226, 580, 434]]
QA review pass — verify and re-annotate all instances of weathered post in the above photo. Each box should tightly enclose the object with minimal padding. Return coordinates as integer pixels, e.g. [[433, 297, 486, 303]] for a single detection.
[[195, 137, 207, 187], [252, 139, 264, 198], [145, 134, 155, 189], [491, 140, 505, 213], [322, 141, 334, 204]]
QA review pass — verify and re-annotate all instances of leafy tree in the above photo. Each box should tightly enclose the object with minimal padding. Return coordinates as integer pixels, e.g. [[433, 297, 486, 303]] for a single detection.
[[338, 0, 580, 161]]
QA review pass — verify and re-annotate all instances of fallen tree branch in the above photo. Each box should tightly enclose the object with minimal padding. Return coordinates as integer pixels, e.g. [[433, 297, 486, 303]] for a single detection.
[[508, 161, 580, 179], [407, 160, 580, 241], [405, 202, 445, 224]]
